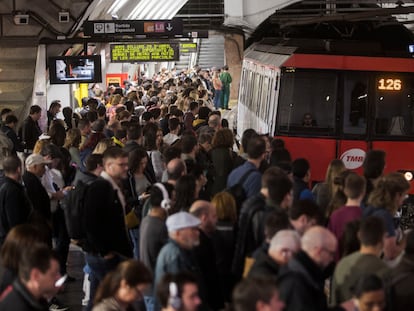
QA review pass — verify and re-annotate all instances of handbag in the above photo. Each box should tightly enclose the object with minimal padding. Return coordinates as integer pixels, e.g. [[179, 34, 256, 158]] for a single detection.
[[125, 207, 140, 229]]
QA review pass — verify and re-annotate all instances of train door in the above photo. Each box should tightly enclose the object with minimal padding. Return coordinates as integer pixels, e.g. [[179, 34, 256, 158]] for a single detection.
[[338, 72, 370, 174]]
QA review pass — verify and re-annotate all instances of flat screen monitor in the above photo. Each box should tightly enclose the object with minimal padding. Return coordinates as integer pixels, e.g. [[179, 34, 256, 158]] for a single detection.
[[48, 55, 102, 84]]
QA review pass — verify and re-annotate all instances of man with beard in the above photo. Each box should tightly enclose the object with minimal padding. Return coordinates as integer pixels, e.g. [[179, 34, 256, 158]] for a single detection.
[[154, 212, 201, 293], [278, 226, 353, 311]]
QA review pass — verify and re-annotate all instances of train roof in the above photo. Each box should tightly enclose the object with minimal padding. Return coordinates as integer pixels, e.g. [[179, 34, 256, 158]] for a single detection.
[[244, 38, 414, 73]]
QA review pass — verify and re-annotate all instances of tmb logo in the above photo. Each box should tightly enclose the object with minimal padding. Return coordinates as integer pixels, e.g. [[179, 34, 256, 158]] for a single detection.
[[340, 148, 366, 169]]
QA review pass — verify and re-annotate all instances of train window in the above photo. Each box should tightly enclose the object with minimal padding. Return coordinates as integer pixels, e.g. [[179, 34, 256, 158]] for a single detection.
[[343, 73, 368, 135], [277, 70, 337, 135], [374, 74, 414, 137]]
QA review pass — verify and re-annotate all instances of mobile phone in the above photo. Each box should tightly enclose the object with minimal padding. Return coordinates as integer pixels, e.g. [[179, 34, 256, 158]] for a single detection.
[[55, 274, 68, 287]]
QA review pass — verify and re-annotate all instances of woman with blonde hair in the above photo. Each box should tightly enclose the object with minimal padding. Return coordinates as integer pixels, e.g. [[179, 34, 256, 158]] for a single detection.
[[63, 128, 82, 167], [313, 159, 346, 216], [92, 138, 115, 155], [93, 259, 152, 311], [364, 172, 410, 262]]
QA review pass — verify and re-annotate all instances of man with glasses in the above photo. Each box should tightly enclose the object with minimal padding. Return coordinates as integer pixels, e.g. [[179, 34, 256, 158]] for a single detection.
[[83, 147, 132, 311], [278, 226, 353, 311], [248, 229, 301, 281]]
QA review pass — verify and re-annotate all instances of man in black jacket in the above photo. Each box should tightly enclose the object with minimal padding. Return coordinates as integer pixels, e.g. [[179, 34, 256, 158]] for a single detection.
[[232, 167, 293, 279], [278, 226, 353, 311], [22, 154, 52, 245], [248, 229, 300, 281], [0, 156, 32, 245], [0, 243, 61, 311], [84, 147, 132, 311], [19, 105, 42, 154], [190, 200, 223, 310]]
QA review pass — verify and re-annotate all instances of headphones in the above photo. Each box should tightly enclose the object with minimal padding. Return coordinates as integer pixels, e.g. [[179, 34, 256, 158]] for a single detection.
[[169, 281, 182, 310], [154, 183, 172, 210]]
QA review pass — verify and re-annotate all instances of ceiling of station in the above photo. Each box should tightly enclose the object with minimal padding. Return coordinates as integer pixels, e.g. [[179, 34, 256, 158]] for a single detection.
[[1, 0, 414, 116]]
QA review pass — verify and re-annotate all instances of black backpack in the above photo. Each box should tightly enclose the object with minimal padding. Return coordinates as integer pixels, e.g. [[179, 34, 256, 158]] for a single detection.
[[62, 179, 91, 240], [226, 169, 256, 210]]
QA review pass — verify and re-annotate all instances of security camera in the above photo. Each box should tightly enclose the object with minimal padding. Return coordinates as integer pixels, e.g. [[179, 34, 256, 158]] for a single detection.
[[13, 14, 29, 25], [59, 12, 69, 23]]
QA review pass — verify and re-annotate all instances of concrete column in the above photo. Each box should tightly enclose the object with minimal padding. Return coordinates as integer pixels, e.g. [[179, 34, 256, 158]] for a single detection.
[[224, 0, 244, 19], [32, 44, 48, 132], [224, 33, 244, 101]]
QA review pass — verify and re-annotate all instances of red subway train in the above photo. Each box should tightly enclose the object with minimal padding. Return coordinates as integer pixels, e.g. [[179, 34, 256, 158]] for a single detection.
[[237, 37, 414, 187]]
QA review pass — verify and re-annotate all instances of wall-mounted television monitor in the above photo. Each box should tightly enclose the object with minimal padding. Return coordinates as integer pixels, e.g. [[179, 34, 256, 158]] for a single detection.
[[48, 55, 102, 84]]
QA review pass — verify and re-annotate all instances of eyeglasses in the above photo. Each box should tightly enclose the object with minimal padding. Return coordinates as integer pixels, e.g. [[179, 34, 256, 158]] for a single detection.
[[280, 248, 295, 256], [131, 285, 144, 300], [322, 247, 336, 259], [114, 162, 128, 167]]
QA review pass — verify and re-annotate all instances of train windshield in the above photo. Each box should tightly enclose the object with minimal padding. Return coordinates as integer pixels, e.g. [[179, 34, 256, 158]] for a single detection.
[[276, 69, 414, 138], [373, 75, 414, 137], [277, 69, 337, 136]]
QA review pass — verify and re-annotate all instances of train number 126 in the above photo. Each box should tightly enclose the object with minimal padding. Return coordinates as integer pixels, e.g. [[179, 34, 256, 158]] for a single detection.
[[378, 78, 402, 91]]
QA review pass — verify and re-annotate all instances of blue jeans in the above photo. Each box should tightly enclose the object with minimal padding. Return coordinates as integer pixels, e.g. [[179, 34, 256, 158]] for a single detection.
[[144, 296, 155, 311], [221, 86, 230, 109], [84, 253, 124, 311], [129, 227, 140, 259], [213, 90, 221, 110]]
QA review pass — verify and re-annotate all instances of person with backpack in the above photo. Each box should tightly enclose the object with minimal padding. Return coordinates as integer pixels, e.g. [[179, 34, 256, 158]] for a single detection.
[[226, 136, 265, 201], [1, 115, 23, 156], [232, 167, 293, 280], [64, 153, 103, 308], [0, 128, 14, 184]]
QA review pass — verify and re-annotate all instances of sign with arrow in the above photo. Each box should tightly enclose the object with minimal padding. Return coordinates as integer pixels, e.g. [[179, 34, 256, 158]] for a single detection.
[[83, 18, 183, 38]]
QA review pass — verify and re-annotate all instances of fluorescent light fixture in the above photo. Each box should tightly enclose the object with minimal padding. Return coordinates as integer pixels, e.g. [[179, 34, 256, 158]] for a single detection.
[[128, 0, 188, 20], [107, 0, 129, 15]]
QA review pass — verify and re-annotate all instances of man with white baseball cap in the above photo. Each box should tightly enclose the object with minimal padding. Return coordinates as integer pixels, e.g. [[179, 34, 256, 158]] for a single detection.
[[22, 153, 53, 245], [154, 212, 201, 294]]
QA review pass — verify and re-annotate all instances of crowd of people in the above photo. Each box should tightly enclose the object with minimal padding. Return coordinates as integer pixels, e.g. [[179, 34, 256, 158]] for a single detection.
[[0, 67, 412, 311]]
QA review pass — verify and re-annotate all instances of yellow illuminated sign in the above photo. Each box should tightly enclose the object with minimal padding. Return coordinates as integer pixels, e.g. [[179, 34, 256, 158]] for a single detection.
[[110, 43, 179, 63], [378, 78, 402, 91], [179, 42, 197, 53]]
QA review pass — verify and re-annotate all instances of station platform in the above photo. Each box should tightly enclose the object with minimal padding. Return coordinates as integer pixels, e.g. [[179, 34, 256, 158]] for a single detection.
[[58, 245, 85, 311]]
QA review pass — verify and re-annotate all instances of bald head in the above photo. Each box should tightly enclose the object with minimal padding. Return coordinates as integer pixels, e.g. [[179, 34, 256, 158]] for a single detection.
[[268, 230, 301, 265], [301, 226, 337, 268], [190, 200, 217, 234], [167, 158, 186, 181]]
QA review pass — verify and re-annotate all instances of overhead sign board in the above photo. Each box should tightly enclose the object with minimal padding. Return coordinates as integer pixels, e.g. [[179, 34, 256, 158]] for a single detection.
[[110, 43, 179, 62], [180, 42, 197, 54], [83, 18, 183, 37]]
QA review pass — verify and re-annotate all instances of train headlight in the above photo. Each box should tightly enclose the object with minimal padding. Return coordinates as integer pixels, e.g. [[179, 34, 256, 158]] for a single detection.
[[404, 171, 413, 181], [398, 170, 413, 181]]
